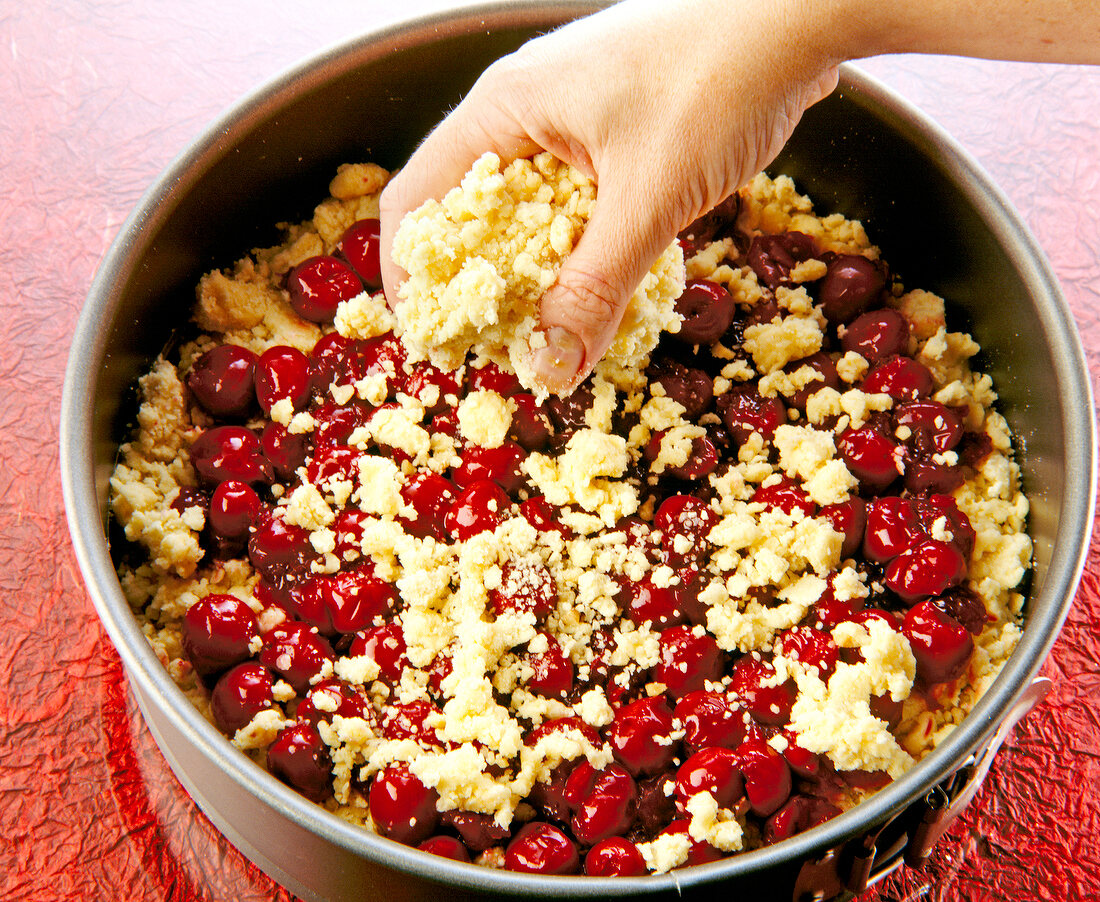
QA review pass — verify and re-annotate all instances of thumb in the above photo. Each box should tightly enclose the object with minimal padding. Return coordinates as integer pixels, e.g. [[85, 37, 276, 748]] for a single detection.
[[530, 177, 677, 395]]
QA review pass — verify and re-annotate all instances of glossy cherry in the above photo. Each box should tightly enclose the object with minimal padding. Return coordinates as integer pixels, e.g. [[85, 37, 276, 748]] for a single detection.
[[399, 471, 458, 541], [405, 361, 461, 416], [267, 719, 333, 802], [570, 764, 638, 847], [884, 538, 967, 604], [841, 308, 909, 363], [674, 746, 744, 811], [349, 622, 408, 682], [181, 592, 259, 676], [734, 734, 792, 817], [674, 279, 736, 344], [190, 425, 273, 486], [656, 625, 724, 698], [507, 393, 553, 451], [777, 626, 839, 679], [717, 384, 786, 444], [259, 620, 335, 693], [584, 837, 647, 876], [369, 764, 440, 845], [187, 344, 258, 417], [417, 835, 471, 863], [819, 254, 885, 323], [208, 480, 261, 542], [836, 425, 900, 490], [862, 355, 934, 402], [504, 822, 581, 874], [295, 678, 368, 724], [287, 255, 362, 322], [452, 441, 526, 494], [338, 218, 383, 291], [443, 479, 511, 541], [729, 656, 796, 726], [525, 632, 574, 699], [260, 422, 309, 481], [608, 696, 678, 777], [785, 351, 840, 411], [648, 359, 714, 420], [819, 496, 866, 558], [255, 345, 311, 414], [903, 600, 974, 684], [747, 231, 818, 289], [210, 661, 273, 734], [489, 559, 557, 619], [673, 690, 746, 753]]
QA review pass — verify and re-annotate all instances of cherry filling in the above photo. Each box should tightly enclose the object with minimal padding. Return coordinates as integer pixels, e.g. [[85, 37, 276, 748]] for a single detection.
[[182, 593, 259, 676], [187, 344, 258, 417]]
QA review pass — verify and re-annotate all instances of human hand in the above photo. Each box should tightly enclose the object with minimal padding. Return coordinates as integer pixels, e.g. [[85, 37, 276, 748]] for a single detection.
[[379, 0, 841, 394]]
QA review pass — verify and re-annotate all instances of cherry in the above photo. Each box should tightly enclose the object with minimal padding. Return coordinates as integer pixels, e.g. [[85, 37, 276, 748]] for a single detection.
[[405, 361, 461, 416], [837, 425, 901, 490], [349, 622, 408, 683], [912, 494, 975, 558], [733, 734, 792, 817], [452, 442, 527, 494], [311, 399, 373, 446], [810, 590, 866, 631], [287, 255, 362, 323], [717, 384, 786, 444], [381, 700, 442, 745], [187, 344, 258, 417], [903, 600, 974, 685], [191, 425, 273, 486], [352, 332, 408, 396], [260, 422, 309, 481], [674, 279, 736, 345], [525, 632, 574, 699], [417, 835, 471, 863], [607, 696, 677, 777], [519, 495, 573, 539], [338, 218, 383, 291], [747, 232, 818, 289], [443, 480, 511, 541], [841, 308, 909, 363], [646, 432, 720, 480], [210, 661, 273, 734], [894, 400, 964, 454], [656, 625, 724, 698], [679, 193, 742, 250], [504, 822, 580, 875], [673, 690, 746, 753], [259, 621, 335, 693], [399, 471, 458, 541], [935, 586, 988, 635], [674, 746, 744, 811], [862, 355, 934, 402], [545, 382, 595, 433], [729, 657, 795, 726], [778, 731, 821, 778], [182, 592, 258, 676], [785, 351, 840, 411], [819, 254, 885, 324], [863, 496, 921, 563], [819, 496, 866, 558], [369, 764, 440, 845], [305, 442, 361, 487], [525, 716, 602, 751], [777, 626, 839, 679], [902, 453, 965, 495], [884, 538, 967, 604], [657, 820, 724, 866], [426, 648, 454, 697], [584, 837, 647, 876], [208, 480, 261, 542], [255, 345, 311, 414], [440, 810, 510, 852], [508, 393, 553, 451], [308, 332, 359, 392], [490, 559, 558, 619], [248, 513, 315, 582], [467, 362, 522, 397], [870, 692, 904, 729], [267, 719, 333, 802], [618, 576, 686, 630], [310, 567, 397, 634], [295, 678, 368, 724], [654, 494, 719, 571], [753, 477, 817, 518], [571, 764, 638, 847], [763, 795, 840, 844], [170, 486, 208, 516], [648, 359, 714, 420]]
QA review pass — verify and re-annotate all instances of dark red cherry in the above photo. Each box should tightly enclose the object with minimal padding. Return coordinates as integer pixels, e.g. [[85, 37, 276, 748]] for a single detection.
[[912, 494, 975, 559], [884, 538, 967, 604], [405, 361, 461, 416], [210, 661, 273, 734], [308, 332, 358, 393], [310, 399, 372, 446], [369, 764, 440, 845], [717, 384, 786, 444], [753, 477, 817, 518], [618, 576, 686, 630], [267, 719, 333, 802], [673, 691, 746, 753], [935, 586, 988, 635], [519, 495, 573, 540], [399, 471, 458, 540], [895, 400, 964, 455], [248, 513, 315, 581], [584, 837, 647, 876], [778, 626, 839, 679], [903, 600, 974, 685], [381, 699, 442, 745], [191, 425, 273, 486], [525, 632, 574, 699], [785, 351, 840, 411], [504, 822, 580, 874], [607, 696, 677, 777], [674, 746, 744, 811], [674, 279, 736, 345], [657, 625, 724, 699], [440, 810, 510, 852], [259, 621, 335, 693], [443, 479, 511, 541], [862, 356, 934, 402], [747, 232, 818, 290], [418, 835, 471, 863], [255, 345, 311, 414], [323, 567, 398, 633], [729, 657, 795, 726], [182, 592, 259, 676], [819, 496, 866, 558], [452, 442, 527, 494], [778, 731, 821, 778], [467, 361, 522, 397], [187, 344, 258, 418], [489, 559, 558, 619], [571, 765, 638, 847], [763, 795, 840, 844], [733, 734, 792, 817], [508, 393, 553, 451], [820, 254, 885, 323], [351, 332, 408, 396], [654, 494, 719, 571], [260, 422, 309, 481], [287, 255, 362, 323], [295, 678, 368, 724], [678, 193, 742, 249], [338, 218, 383, 291], [648, 359, 715, 420], [349, 622, 408, 683], [647, 432, 720, 480], [305, 442, 360, 487], [841, 308, 909, 363], [208, 480, 261, 542], [837, 425, 901, 490]]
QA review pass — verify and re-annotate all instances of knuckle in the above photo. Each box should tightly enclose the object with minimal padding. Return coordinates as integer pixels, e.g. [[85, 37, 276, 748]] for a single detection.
[[550, 266, 623, 334]]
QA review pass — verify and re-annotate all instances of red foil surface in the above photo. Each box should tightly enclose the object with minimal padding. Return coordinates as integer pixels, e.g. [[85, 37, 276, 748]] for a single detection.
[[2, 3, 1098, 899]]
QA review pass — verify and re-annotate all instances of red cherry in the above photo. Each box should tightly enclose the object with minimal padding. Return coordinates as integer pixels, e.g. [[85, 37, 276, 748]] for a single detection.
[[187, 344, 257, 417], [607, 696, 677, 777], [295, 678, 368, 724], [443, 479, 511, 541], [819, 254, 886, 323], [405, 361, 461, 416], [777, 626, 839, 679], [903, 600, 974, 684], [747, 232, 818, 289], [525, 716, 602, 750], [248, 513, 315, 582], [753, 477, 817, 518], [208, 480, 261, 542], [287, 255, 362, 322], [836, 425, 901, 490], [182, 592, 259, 676], [259, 621, 335, 693], [440, 810, 510, 852], [785, 351, 840, 411], [674, 746, 744, 811], [673, 690, 746, 753], [841, 308, 909, 363], [674, 279, 736, 345], [525, 632, 574, 699], [654, 495, 719, 571], [260, 422, 309, 481], [268, 719, 333, 802], [570, 765, 638, 846], [717, 384, 786, 444], [935, 586, 988, 635], [349, 622, 408, 682], [519, 495, 573, 539], [417, 835, 471, 863], [912, 494, 975, 558], [490, 559, 558, 619], [338, 218, 383, 291], [305, 442, 360, 487], [452, 442, 527, 494], [656, 625, 724, 698], [311, 399, 373, 446], [763, 794, 840, 844], [733, 734, 792, 816], [657, 820, 724, 866], [584, 837, 647, 876], [323, 567, 398, 633], [507, 393, 553, 451], [729, 657, 795, 726], [862, 355, 934, 402], [191, 425, 273, 486], [308, 332, 359, 392], [648, 360, 715, 420], [399, 471, 459, 540], [467, 361, 522, 397], [255, 345, 311, 414], [617, 576, 685, 630], [819, 496, 866, 558], [504, 822, 580, 874], [210, 661, 273, 734], [863, 496, 921, 562], [646, 431, 720, 480], [381, 699, 442, 745], [884, 538, 967, 604], [894, 400, 964, 454], [351, 332, 408, 396], [545, 382, 595, 432], [778, 730, 820, 778], [369, 764, 440, 845]]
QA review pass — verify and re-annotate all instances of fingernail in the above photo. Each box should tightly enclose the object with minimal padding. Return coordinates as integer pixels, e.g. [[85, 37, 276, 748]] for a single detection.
[[530, 326, 586, 394]]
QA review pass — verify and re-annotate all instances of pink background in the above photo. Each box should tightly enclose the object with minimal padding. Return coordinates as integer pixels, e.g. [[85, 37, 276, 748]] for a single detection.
[[2, 2, 1098, 899]]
